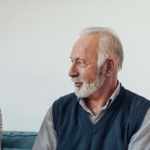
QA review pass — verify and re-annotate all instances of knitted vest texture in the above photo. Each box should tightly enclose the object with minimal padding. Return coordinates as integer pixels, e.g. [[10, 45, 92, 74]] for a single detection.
[[53, 85, 150, 150]]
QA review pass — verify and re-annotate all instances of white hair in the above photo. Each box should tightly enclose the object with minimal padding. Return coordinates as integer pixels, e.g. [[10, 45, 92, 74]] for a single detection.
[[80, 27, 124, 72]]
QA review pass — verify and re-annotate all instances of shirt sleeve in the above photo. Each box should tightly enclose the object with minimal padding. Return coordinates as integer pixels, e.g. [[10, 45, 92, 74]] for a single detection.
[[32, 105, 58, 150], [128, 107, 150, 150]]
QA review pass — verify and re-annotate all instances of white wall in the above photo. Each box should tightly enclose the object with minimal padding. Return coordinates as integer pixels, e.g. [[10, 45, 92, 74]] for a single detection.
[[0, 0, 150, 131]]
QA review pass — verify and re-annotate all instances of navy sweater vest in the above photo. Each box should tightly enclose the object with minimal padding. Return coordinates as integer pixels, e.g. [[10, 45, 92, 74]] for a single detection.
[[53, 85, 150, 150]]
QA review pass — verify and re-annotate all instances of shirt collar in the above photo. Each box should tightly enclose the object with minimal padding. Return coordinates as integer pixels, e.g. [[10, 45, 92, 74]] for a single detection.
[[109, 81, 120, 104]]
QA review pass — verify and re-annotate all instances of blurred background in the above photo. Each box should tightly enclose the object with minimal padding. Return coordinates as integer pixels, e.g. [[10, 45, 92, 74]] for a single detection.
[[0, 0, 150, 131]]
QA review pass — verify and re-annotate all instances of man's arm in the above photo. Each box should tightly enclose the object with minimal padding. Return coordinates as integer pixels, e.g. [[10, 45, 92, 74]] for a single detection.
[[32, 105, 58, 150], [128, 108, 150, 150]]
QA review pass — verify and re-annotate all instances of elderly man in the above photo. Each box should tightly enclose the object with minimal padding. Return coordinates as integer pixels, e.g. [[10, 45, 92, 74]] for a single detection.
[[33, 27, 150, 150]]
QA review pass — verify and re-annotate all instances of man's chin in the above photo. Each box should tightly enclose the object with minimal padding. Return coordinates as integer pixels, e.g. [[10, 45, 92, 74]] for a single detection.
[[74, 87, 91, 98]]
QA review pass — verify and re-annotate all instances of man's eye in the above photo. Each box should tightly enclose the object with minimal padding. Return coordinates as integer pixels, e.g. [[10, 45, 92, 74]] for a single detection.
[[77, 61, 86, 67]]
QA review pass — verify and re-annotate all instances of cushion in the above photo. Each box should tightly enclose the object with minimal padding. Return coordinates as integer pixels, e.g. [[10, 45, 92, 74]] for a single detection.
[[3, 148, 31, 150], [1, 131, 37, 150], [0, 108, 2, 150]]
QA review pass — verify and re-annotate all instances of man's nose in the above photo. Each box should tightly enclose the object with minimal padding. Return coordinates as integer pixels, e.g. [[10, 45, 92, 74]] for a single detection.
[[68, 64, 79, 77]]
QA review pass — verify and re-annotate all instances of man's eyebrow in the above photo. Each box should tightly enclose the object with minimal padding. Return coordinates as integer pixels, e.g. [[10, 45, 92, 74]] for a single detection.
[[70, 57, 86, 62]]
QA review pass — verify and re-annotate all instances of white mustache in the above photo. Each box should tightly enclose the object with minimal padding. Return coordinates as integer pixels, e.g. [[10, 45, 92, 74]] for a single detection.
[[71, 77, 84, 83]]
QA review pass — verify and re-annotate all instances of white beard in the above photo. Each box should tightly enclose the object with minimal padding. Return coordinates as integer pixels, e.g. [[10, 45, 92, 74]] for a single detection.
[[71, 66, 105, 98]]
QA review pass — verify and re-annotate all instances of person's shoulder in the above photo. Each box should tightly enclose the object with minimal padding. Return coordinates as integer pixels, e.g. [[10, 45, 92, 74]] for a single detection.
[[52, 93, 78, 126], [53, 92, 77, 107], [58, 92, 77, 102], [125, 88, 149, 101], [123, 86, 150, 106]]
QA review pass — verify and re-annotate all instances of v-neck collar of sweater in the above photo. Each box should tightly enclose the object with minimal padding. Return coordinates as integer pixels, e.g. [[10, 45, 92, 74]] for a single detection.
[[78, 84, 125, 135]]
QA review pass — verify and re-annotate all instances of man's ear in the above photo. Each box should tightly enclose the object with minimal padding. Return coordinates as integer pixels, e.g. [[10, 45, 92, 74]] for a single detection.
[[103, 58, 116, 76]]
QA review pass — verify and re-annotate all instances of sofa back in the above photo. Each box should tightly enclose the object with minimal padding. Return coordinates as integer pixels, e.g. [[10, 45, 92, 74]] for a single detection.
[[1, 131, 37, 150]]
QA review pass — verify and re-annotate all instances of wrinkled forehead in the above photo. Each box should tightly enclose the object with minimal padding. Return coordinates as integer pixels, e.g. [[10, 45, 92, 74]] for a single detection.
[[71, 33, 101, 62]]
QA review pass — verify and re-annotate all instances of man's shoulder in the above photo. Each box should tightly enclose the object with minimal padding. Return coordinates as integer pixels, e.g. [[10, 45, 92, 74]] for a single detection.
[[52, 93, 78, 129], [125, 88, 149, 102], [53, 92, 77, 108], [122, 86, 150, 108]]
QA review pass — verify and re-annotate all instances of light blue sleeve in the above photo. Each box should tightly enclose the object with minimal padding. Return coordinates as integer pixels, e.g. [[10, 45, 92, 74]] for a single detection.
[[32, 105, 58, 150], [128, 108, 150, 150]]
